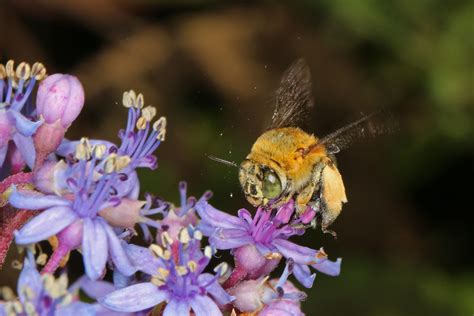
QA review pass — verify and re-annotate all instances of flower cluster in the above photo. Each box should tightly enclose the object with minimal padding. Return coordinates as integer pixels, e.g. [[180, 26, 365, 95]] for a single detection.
[[0, 60, 342, 315]]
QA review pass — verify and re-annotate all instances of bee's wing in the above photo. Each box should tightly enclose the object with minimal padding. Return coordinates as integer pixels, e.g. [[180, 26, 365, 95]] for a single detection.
[[311, 110, 398, 154], [269, 59, 314, 129]]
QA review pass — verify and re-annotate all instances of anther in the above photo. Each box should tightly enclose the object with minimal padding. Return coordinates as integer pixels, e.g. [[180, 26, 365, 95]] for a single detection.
[[204, 246, 213, 258], [93, 144, 107, 159], [31, 62, 47, 80], [115, 155, 131, 171], [16, 62, 31, 80], [5, 60, 15, 78], [142, 106, 157, 121], [178, 228, 190, 244]]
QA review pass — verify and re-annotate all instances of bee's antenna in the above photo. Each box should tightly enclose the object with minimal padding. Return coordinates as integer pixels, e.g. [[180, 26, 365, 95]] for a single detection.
[[208, 155, 239, 168]]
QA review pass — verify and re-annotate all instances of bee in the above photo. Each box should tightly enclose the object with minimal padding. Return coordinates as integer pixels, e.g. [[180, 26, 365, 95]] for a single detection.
[[211, 59, 393, 236]]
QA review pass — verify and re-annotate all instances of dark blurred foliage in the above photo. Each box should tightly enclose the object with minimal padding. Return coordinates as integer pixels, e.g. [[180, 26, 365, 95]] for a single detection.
[[1, 1, 473, 315]]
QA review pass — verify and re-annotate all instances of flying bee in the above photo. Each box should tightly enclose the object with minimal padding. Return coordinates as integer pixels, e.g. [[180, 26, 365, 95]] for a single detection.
[[211, 59, 394, 236]]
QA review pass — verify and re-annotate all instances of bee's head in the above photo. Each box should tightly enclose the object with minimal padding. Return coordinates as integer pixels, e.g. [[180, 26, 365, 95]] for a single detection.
[[239, 159, 287, 206]]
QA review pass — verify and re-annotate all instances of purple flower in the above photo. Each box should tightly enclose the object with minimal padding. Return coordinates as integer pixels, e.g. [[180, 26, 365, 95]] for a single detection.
[[54, 90, 166, 199], [100, 230, 234, 315], [33, 74, 85, 168], [196, 199, 341, 288], [9, 139, 139, 280], [0, 60, 46, 170], [0, 251, 96, 316], [228, 259, 306, 314]]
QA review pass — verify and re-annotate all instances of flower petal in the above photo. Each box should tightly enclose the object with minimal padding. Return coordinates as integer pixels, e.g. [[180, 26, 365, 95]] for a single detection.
[[163, 299, 190, 316], [99, 282, 168, 312], [17, 252, 42, 305], [272, 239, 318, 265], [83, 218, 108, 280], [14, 206, 78, 244], [100, 220, 136, 276], [198, 273, 234, 305], [312, 258, 342, 277], [209, 228, 252, 250], [8, 110, 42, 137], [124, 243, 162, 276], [190, 295, 222, 316], [11, 133, 35, 168], [195, 200, 244, 233], [9, 186, 70, 210], [57, 302, 96, 316], [0, 144, 7, 167], [293, 264, 316, 288], [74, 276, 117, 300]]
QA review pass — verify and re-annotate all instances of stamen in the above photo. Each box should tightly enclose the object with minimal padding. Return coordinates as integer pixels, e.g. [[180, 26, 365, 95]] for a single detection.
[[1, 287, 15, 300], [122, 91, 134, 108], [115, 155, 131, 171], [142, 106, 157, 121], [104, 154, 117, 173], [204, 246, 213, 258], [153, 117, 167, 141], [149, 244, 164, 258], [151, 276, 164, 287], [5, 60, 15, 78], [93, 144, 107, 159], [75, 138, 92, 160], [157, 267, 170, 279], [187, 260, 197, 272], [136, 116, 147, 130], [213, 262, 229, 276], [36, 253, 48, 266], [0, 63, 6, 79], [16, 62, 31, 80], [25, 302, 36, 314], [175, 265, 188, 276], [31, 62, 46, 80], [135, 93, 144, 109], [178, 228, 191, 244], [193, 230, 203, 241], [161, 231, 173, 247]]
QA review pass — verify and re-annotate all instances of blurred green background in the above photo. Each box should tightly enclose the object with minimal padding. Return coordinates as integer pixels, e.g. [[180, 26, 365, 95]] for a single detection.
[[1, 1, 473, 315]]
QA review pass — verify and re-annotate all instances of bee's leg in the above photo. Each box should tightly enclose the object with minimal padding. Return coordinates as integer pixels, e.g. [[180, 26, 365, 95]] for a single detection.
[[315, 208, 338, 239], [322, 226, 338, 239], [295, 181, 316, 215]]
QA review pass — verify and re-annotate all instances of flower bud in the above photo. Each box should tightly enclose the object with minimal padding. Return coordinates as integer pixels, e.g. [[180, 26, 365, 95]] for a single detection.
[[33, 74, 84, 169], [36, 74, 84, 128], [99, 199, 146, 228]]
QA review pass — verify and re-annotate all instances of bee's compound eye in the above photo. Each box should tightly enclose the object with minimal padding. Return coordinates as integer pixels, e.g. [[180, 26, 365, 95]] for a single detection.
[[262, 169, 282, 199]]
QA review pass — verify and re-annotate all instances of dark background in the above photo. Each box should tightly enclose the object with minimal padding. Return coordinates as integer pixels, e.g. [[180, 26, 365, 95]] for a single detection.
[[1, 1, 473, 315]]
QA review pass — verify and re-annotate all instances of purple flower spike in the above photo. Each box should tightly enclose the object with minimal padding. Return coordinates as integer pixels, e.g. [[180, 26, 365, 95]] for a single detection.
[[101, 230, 234, 315], [0, 251, 97, 316], [8, 138, 141, 279], [196, 199, 341, 288], [0, 60, 46, 170]]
